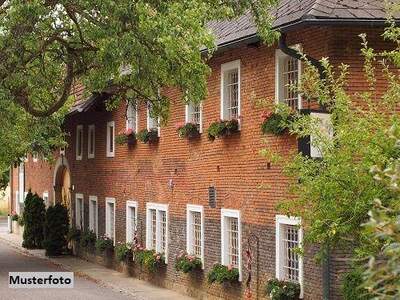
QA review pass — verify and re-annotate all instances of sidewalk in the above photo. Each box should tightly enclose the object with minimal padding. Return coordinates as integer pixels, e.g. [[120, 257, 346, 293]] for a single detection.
[[0, 231, 193, 300]]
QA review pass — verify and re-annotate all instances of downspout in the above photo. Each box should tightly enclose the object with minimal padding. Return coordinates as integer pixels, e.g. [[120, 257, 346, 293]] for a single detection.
[[279, 32, 331, 299]]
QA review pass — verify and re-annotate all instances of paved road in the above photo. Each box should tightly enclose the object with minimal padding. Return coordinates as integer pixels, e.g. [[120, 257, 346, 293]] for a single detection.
[[0, 218, 134, 300]]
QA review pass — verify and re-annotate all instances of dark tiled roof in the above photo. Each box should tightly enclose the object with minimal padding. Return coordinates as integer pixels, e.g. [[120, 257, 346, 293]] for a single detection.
[[209, 0, 394, 47]]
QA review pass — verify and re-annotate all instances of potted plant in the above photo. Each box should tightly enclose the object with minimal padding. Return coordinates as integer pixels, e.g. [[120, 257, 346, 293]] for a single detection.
[[116, 128, 136, 146], [79, 230, 97, 252], [116, 242, 133, 263], [134, 245, 165, 273], [261, 111, 293, 136], [207, 119, 239, 141], [95, 235, 114, 254], [175, 250, 202, 273], [265, 278, 301, 300], [176, 122, 200, 139], [136, 129, 159, 144], [10, 211, 22, 234], [207, 263, 239, 284]]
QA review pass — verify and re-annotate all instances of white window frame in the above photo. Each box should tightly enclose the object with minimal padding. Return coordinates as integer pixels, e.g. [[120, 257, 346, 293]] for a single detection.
[[275, 49, 302, 110], [220, 60, 241, 122], [15, 191, 19, 215], [221, 208, 242, 281], [106, 121, 115, 158], [32, 153, 39, 163], [126, 102, 138, 133], [126, 200, 138, 243], [76, 125, 83, 160], [75, 193, 84, 230], [146, 104, 161, 137], [43, 191, 49, 208], [88, 124, 95, 159], [275, 215, 304, 297], [186, 204, 204, 268], [105, 197, 116, 244], [185, 103, 203, 133], [89, 196, 98, 236], [146, 203, 169, 263]]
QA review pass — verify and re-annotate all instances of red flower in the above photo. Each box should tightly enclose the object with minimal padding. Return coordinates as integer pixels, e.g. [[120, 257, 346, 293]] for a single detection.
[[125, 128, 134, 136]]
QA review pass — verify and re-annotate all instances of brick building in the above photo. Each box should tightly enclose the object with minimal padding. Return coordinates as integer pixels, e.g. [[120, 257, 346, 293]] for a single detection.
[[8, 1, 398, 299]]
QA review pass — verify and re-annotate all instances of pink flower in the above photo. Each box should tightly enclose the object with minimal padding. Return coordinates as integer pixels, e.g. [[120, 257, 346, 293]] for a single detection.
[[125, 128, 133, 136], [156, 255, 161, 260], [175, 122, 185, 130], [227, 264, 233, 271]]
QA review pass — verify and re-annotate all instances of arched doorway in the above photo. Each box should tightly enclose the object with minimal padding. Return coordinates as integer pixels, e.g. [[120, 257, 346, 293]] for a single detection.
[[53, 157, 72, 222]]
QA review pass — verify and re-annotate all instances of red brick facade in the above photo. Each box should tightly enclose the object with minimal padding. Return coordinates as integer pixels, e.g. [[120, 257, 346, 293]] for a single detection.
[[9, 26, 393, 299]]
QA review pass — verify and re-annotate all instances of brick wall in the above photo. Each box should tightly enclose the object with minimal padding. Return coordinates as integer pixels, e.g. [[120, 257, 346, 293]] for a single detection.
[[11, 25, 394, 299]]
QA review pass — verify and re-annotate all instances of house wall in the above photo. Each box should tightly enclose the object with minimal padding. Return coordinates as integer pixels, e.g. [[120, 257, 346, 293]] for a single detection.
[[11, 25, 394, 300]]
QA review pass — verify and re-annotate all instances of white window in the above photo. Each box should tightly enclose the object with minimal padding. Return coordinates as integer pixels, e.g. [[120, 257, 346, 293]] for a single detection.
[[185, 103, 203, 133], [221, 60, 241, 121], [88, 125, 95, 159], [276, 215, 303, 294], [126, 102, 138, 133], [126, 201, 138, 243], [75, 193, 84, 230], [106, 121, 115, 157], [146, 203, 168, 262], [147, 103, 160, 134], [76, 125, 83, 160], [310, 112, 333, 158], [105, 197, 116, 244], [43, 192, 49, 208], [221, 209, 242, 281], [33, 153, 39, 163], [276, 49, 302, 110], [89, 196, 98, 236], [186, 205, 204, 267]]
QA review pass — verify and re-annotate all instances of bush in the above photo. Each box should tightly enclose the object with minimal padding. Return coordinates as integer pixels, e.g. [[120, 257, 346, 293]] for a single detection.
[[265, 278, 300, 300], [176, 122, 200, 139], [342, 267, 372, 300], [67, 227, 81, 242], [136, 129, 159, 144], [43, 204, 69, 256], [115, 242, 133, 262], [22, 191, 45, 249], [134, 248, 165, 272], [95, 235, 114, 253], [207, 263, 239, 284], [175, 251, 202, 273], [261, 112, 291, 135], [80, 230, 97, 249], [207, 119, 239, 141]]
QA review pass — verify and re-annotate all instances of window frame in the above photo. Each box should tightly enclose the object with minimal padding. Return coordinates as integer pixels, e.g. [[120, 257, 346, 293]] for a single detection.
[[186, 204, 205, 268], [275, 49, 302, 110], [185, 103, 203, 133], [88, 124, 95, 159], [275, 215, 304, 296], [221, 208, 242, 281], [220, 60, 241, 122], [146, 202, 169, 263], [146, 104, 160, 137], [105, 197, 116, 245], [75, 193, 84, 230], [126, 102, 138, 134], [106, 121, 115, 158], [89, 195, 98, 236], [76, 125, 83, 161], [126, 200, 138, 243]]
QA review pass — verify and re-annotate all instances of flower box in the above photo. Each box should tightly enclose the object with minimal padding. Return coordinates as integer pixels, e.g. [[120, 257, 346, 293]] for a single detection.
[[261, 111, 292, 136], [207, 263, 239, 284], [176, 122, 200, 139], [175, 250, 202, 273], [134, 246, 165, 273], [137, 129, 159, 144], [116, 128, 136, 146], [207, 119, 239, 141], [265, 278, 301, 300]]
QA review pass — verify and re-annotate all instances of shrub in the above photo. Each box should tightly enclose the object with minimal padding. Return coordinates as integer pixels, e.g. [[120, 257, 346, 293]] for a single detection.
[[207, 263, 239, 284], [260, 111, 291, 135], [80, 230, 97, 249], [43, 204, 69, 256], [207, 119, 239, 141], [136, 129, 159, 144], [115, 128, 136, 146], [67, 227, 81, 242], [265, 278, 300, 300], [175, 251, 202, 273], [134, 247, 165, 272], [95, 235, 114, 253], [342, 267, 372, 300], [11, 211, 18, 221], [22, 191, 45, 249], [115, 242, 133, 262], [176, 122, 200, 139]]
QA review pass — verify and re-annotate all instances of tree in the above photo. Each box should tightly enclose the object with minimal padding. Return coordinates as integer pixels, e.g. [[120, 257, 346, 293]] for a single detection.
[[0, 0, 279, 170], [22, 191, 46, 249], [43, 203, 69, 256]]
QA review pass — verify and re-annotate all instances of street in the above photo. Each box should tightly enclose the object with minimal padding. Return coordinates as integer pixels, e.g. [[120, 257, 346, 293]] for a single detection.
[[0, 218, 134, 300]]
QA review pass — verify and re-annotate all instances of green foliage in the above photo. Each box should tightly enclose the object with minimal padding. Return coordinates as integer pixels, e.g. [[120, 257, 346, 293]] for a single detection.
[[115, 129, 136, 145], [207, 119, 239, 141], [79, 230, 97, 249], [134, 249, 165, 273], [261, 110, 293, 135], [11, 212, 18, 221], [67, 227, 81, 242], [265, 278, 300, 300], [341, 267, 372, 300], [136, 129, 159, 144], [175, 251, 202, 273], [22, 191, 45, 249], [176, 122, 200, 139], [0, 169, 9, 191], [43, 204, 69, 256], [115, 242, 133, 262], [207, 263, 239, 284], [95, 236, 114, 254]]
